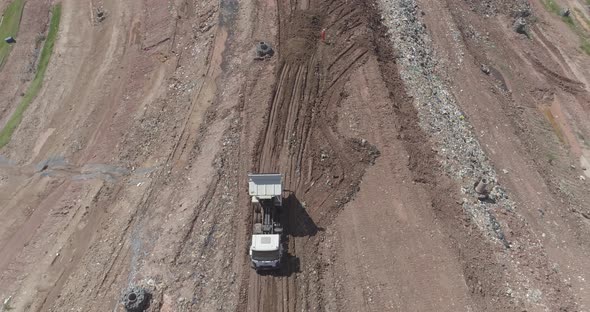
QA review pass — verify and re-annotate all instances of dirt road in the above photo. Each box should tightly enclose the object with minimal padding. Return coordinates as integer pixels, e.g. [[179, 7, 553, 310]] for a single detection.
[[1, 0, 590, 311]]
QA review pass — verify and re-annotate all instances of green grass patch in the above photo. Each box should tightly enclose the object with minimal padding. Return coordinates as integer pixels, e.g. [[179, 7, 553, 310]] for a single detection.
[[0, 4, 61, 148], [542, 0, 562, 15], [574, 8, 590, 29], [541, 0, 575, 28], [581, 38, 590, 55], [562, 14, 575, 28], [0, 0, 25, 68], [547, 153, 557, 164], [541, 0, 590, 55]]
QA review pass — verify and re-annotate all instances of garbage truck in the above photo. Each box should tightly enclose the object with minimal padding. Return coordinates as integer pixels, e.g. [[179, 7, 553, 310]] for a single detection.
[[248, 173, 283, 271]]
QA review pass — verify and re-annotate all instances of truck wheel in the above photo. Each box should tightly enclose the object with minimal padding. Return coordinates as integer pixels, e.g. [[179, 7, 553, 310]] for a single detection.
[[122, 287, 149, 312]]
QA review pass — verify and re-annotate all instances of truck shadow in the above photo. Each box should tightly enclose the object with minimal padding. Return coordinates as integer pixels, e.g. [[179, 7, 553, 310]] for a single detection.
[[284, 193, 324, 237], [257, 250, 300, 277], [259, 193, 324, 277]]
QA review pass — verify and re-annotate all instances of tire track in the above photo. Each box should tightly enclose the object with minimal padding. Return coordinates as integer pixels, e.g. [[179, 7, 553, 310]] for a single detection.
[[528, 54, 586, 94], [245, 0, 380, 310], [80, 0, 231, 306]]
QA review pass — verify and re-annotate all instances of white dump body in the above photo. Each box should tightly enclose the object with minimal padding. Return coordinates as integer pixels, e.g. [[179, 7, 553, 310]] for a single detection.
[[248, 173, 283, 200]]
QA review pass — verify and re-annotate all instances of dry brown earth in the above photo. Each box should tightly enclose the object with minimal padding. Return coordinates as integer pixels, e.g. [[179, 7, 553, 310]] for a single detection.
[[0, 0, 589, 311]]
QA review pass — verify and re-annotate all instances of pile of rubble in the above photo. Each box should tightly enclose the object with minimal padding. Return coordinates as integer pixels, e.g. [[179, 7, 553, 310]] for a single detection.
[[376, 0, 515, 243]]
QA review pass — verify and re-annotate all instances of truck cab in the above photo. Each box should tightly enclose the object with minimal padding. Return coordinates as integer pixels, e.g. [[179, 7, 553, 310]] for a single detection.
[[248, 174, 283, 271], [250, 234, 282, 269]]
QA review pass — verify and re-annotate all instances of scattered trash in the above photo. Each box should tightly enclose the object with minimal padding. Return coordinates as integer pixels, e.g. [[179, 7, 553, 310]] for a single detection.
[[474, 178, 492, 200], [561, 8, 570, 17], [513, 17, 527, 35], [96, 7, 107, 23], [3, 296, 13, 310], [254, 41, 274, 60], [480, 64, 490, 75], [4, 36, 16, 44]]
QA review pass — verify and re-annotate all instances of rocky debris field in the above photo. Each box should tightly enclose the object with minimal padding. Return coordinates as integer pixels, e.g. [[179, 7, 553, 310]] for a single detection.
[[0, 0, 590, 311]]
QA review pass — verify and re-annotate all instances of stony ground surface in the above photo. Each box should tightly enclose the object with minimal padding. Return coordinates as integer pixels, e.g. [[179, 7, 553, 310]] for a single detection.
[[0, 0, 589, 311]]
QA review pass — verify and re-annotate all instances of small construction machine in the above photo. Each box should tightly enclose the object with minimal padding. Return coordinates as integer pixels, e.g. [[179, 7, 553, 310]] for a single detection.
[[248, 173, 284, 271]]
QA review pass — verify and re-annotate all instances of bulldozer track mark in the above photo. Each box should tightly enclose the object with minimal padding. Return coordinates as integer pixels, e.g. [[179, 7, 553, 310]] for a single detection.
[[529, 55, 585, 95], [334, 6, 358, 22], [532, 26, 571, 72], [283, 65, 305, 139], [245, 1, 381, 311], [168, 24, 227, 167], [258, 63, 290, 170], [327, 49, 368, 90], [172, 173, 220, 264], [169, 82, 210, 165], [327, 2, 344, 15], [327, 43, 356, 71], [97, 215, 134, 290], [142, 37, 171, 51], [327, 1, 350, 17], [342, 18, 364, 32]]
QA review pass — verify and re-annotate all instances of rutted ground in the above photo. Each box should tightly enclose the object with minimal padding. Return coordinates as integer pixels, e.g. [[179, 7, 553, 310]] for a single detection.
[[1, 0, 590, 311]]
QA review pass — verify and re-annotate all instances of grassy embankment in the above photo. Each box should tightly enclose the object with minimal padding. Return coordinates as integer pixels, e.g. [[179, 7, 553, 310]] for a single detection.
[[542, 0, 590, 55], [0, 4, 61, 148], [0, 0, 25, 67]]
